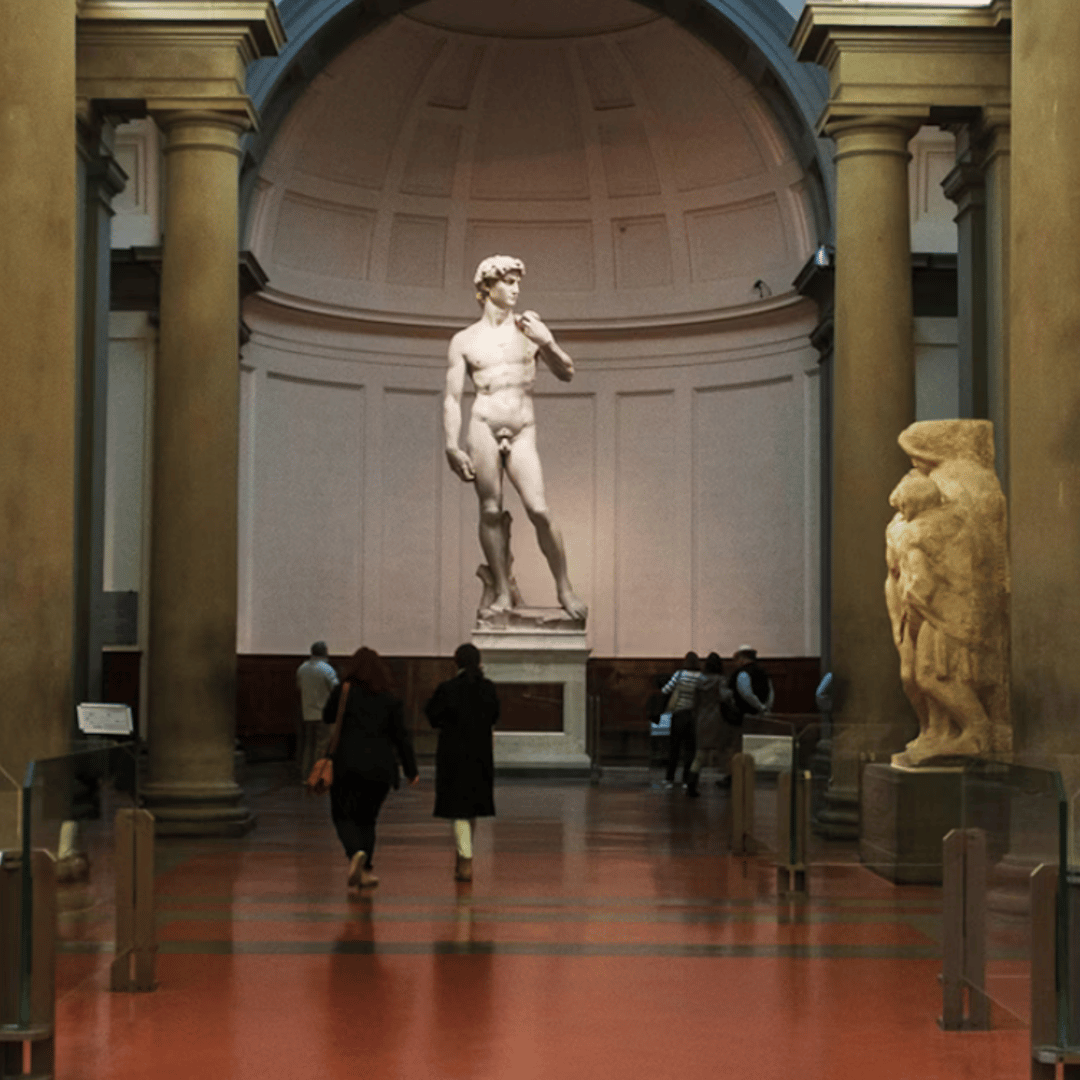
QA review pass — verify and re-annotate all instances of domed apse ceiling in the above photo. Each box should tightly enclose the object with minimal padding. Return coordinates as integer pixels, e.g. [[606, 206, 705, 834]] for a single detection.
[[405, 0, 658, 36], [249, 1, 815, 327]]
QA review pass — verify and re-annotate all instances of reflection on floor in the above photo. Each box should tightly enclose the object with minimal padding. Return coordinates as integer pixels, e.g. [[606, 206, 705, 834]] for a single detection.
[[55, 765, 1029, 1079]]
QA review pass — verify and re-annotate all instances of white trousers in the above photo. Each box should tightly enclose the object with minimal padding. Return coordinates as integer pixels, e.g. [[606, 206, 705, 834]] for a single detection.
[[453, 818, 476, 858]]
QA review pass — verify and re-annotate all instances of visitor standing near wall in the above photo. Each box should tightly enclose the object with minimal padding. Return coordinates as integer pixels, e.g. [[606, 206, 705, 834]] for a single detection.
[[424, 643, 500, 883], [663, 652, 704, 794], [321, 647, 418, 890], [726, 645, 774, 722], [686, 652, 739, 795], [296, 641, 338, 782]]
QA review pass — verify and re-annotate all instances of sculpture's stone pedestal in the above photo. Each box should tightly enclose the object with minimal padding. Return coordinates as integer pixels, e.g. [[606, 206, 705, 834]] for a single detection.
[[473, 613, 591, 777], [860, 762, 963, 884]]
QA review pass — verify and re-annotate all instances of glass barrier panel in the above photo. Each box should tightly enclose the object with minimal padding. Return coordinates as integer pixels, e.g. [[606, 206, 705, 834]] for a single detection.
[[0, 768, 26, 1028], [1068, 789, 1080, 1048], [959, 761, 1065, 1035], [0, 766, 19, 853], [803, 731, 1072, 1037], [806, 724, 945, 941], [735, 716, 794, 860], [24, 740, 140, 958], [743, 716, 823, 866], [26, 740, 138, 852]]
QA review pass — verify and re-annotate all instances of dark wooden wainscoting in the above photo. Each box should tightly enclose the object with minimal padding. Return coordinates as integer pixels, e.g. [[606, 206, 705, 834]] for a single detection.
[[103, 651, 822, 767], [587, 656, 822, 765], [102, 650, 141, 724], [236, 654, 455, 762]]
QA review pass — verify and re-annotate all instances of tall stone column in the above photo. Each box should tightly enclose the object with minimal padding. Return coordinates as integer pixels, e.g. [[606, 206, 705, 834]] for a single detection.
[[981, 112, 1010, 493], [1009, 2, 1080, 782], [942, 134, 988, 421], [0, 1, 77, 844], [141, 112, 253, 835], [822, 118, 918, 835]]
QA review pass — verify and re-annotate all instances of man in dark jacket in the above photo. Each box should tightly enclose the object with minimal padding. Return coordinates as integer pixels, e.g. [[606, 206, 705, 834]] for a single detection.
[[727, 645, 774, 721]]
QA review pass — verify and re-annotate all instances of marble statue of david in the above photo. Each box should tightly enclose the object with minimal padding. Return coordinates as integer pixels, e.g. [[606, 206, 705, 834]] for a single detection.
[[443, 255, 587, 622]]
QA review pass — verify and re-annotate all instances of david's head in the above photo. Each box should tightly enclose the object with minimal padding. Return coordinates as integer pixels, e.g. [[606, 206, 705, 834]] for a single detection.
[[474, 254, 525, 307]]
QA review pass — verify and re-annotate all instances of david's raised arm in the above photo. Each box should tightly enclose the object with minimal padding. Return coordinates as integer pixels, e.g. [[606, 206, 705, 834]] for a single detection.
[[517, 310, 573, 382]]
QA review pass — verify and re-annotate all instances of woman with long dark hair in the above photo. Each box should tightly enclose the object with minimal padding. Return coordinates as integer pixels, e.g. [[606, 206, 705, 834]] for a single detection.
[[321, 646, 418, 889], [424, 643, 500, 882]]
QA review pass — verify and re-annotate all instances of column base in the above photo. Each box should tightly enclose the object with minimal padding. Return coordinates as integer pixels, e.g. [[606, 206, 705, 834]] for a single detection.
[[812, 784, 860, 840], [142, 779, 255, 837], [809, 735, 832, 784]]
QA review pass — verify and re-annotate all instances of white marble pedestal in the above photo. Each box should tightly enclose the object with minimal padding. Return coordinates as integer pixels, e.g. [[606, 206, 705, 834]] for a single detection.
[[473, 613, 591, 776]]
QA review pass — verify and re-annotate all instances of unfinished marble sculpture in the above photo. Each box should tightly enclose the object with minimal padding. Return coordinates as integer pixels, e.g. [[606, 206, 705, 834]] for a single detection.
[[885, 420, 1010, 767], [443, 255, 587, 625]]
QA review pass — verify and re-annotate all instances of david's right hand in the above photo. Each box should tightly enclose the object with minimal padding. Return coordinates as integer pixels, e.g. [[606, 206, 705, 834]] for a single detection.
[[446, 447, 476, 482]]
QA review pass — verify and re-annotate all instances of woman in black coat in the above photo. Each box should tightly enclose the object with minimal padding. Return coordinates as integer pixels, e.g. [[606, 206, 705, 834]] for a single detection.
[[424, 643, 500, 882], [322, 647, 418, 889]]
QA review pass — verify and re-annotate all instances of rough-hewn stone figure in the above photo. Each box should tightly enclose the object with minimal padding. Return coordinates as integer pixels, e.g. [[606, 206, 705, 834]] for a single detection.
[[886, 420, 1010, 767]]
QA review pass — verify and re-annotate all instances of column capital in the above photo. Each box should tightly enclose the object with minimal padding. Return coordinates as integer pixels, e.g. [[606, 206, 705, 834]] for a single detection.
[[76, 116, 130, 205], [976, 105, 1011, 165], [152, 102, 257, 137], [942, 162, 986, 211], [89, 156, 130, 209], [825, 116, 919, 163], [980, 104, 1011, 135], [153, 109, 250, 160]]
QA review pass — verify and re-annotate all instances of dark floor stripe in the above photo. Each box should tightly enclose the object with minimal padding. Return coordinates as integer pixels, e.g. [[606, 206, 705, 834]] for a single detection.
[[150, 892, 943, 911], [143, 909, 942, 928], [60, 940, 950, 959]]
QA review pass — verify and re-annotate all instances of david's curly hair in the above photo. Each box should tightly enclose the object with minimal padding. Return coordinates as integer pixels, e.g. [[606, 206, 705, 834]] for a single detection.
[[473, 254, 525, 306]]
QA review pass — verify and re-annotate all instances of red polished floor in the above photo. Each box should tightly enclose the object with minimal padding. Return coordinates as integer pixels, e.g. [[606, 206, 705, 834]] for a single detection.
[[52, 767, 1031, 1079]]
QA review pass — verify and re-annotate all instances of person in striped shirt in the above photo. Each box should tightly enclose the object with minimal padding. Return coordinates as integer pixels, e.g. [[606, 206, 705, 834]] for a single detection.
[[663, 653, 705, 794]]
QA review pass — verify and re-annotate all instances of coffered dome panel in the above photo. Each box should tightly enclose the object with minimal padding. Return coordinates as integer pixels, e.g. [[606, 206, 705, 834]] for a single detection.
[[293, 23, 445, 192], [471, 43, 589, 201], [251, 7, 815, 326]]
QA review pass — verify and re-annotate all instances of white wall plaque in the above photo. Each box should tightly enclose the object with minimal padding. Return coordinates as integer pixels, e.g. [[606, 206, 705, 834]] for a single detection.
[[77, 703, 134, 736]]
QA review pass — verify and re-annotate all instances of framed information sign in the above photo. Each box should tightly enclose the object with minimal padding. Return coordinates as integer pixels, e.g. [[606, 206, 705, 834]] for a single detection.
[[77, 703, 134, 736]]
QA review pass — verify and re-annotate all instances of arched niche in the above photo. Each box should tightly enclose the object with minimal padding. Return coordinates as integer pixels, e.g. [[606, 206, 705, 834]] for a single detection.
[[237, 0, 826, 660]]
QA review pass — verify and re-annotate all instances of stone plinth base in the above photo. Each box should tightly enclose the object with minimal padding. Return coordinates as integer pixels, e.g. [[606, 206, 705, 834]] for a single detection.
[[142, 779, 255, 837], [476, 606, 585, 633], [473, 617, 591, 777], [860, 763, 963, 884]]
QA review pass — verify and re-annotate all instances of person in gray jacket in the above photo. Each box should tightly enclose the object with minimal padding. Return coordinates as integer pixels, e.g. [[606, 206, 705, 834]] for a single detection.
[[297, 641, 338, 781]]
